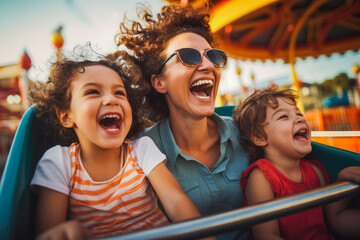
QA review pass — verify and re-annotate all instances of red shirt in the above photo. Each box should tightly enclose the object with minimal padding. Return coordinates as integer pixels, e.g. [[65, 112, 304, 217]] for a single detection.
[[241, 159, 333, 240]]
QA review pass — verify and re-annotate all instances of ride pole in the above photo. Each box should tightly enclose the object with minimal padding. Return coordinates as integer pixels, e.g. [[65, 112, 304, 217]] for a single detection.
[[289, 0, 327, 113]]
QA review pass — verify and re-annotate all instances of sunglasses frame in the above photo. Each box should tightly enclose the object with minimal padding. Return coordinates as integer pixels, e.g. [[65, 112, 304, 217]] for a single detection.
[[157, 48, 228, 74]]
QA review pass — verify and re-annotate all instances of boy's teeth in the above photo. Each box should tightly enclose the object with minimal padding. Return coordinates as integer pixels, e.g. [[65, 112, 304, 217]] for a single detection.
[[196, 95, 210, 99], [191, 80, 213, 87]]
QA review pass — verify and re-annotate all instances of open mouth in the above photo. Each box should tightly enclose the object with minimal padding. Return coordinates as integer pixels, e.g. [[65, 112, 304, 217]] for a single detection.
[[190, 80, 214, 100], [99, 114, 121, 132], [293, 129, 308, 141]]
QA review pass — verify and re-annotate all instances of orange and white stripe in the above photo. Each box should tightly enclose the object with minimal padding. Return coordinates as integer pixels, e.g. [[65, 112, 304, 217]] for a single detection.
[[68, 142, 169, 237]]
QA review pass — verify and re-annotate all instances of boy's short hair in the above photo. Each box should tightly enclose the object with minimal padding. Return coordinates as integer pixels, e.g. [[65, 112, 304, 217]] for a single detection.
[[232, 87, 299, 162]]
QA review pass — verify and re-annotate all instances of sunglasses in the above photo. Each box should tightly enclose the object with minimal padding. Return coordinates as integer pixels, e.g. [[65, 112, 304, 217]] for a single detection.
[[158, 48, 228, 74]]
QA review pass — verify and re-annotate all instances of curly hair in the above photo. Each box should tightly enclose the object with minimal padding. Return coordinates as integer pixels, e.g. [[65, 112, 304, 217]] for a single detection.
[[232, 88, 299, 163], [29, 51, 149, 146], [115, 4, 216, 121]]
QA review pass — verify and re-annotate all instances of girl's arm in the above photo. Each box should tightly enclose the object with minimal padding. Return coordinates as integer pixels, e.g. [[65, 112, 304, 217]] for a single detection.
[[322, 166, 360, 238], [37, 220, 89, 240], [148, 162, 200, 221], [148, 162, 215, 240], [246, 168, 284, 240], [36, 187, 89, 239]]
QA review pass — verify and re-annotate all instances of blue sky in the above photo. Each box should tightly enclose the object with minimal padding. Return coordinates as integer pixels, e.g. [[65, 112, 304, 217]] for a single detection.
[[1, 0, 359, 95]]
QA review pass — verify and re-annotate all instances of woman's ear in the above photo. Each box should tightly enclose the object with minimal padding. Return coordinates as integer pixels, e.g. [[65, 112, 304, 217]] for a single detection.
[[151, 74, 167, 94], [56, 109, 74, 128], [250, 134, 267, 147]]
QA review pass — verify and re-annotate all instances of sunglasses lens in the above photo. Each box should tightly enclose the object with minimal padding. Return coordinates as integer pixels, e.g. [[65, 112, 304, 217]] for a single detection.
[[178, 48, 201, 66], [207, 49, 227, 68]]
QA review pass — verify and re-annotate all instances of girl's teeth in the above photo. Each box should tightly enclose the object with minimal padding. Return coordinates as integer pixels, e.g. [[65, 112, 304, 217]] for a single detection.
[[101, 114, 120, 120], [107, 128, 119, 131]]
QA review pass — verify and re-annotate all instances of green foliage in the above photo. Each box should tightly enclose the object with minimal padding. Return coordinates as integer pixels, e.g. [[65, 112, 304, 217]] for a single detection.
[[318, 73, 356, 97]]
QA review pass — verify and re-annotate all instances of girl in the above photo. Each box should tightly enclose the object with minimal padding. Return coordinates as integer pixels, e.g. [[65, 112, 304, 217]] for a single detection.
[[30, 51, 208, 239]]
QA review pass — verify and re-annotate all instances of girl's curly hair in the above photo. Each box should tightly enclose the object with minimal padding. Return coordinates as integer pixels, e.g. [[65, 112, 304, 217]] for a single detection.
[[29, 51, 149, 146], [232, 88, 299, 163], [115, 4, 216, 121]]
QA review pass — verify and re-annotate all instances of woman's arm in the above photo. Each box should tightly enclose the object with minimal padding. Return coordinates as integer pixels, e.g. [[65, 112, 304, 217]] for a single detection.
[[36, 187, 89, 239], [246, 168, 284, 240]]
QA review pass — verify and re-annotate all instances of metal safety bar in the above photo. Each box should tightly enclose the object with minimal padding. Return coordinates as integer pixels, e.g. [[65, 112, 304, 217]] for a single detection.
[[101, 181, 360, 240]]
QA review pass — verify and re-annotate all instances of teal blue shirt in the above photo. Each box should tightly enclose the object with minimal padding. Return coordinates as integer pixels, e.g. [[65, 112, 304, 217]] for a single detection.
[[141, 114, 250, 240]]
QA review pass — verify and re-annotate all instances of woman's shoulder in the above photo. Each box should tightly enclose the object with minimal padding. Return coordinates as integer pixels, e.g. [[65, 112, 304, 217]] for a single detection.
[[135, 120, 167, 150], [214, 115, 241, 143], [214, 115, 238, 131], [219, 115, 235, 122], [135, 120, 162, 139]]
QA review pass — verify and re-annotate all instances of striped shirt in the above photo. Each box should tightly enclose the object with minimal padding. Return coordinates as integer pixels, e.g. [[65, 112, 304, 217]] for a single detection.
[[31, 137, 169, 237]]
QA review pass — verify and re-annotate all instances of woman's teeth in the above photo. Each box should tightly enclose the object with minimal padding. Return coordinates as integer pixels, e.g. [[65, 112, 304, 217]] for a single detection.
[[191, 80, 213, 88]]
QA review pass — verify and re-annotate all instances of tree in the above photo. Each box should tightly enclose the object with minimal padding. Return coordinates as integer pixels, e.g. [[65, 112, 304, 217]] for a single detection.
[[319, 73, 356, 97]]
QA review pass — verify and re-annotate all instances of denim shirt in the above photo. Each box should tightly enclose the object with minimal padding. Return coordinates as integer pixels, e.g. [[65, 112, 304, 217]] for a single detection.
[[142, 114, 250, 240]]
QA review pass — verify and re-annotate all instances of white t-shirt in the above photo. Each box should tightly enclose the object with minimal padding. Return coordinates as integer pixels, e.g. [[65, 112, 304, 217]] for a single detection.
[[30, 136, 169, 237], [31, 136, 166, 195]]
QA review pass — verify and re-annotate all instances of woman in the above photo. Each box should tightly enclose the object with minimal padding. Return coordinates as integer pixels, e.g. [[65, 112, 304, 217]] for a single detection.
[[115, 4, 249, 239]]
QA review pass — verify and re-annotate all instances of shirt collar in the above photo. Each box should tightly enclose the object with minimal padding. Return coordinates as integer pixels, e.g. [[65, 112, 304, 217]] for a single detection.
[[160, 113, 236, 169]]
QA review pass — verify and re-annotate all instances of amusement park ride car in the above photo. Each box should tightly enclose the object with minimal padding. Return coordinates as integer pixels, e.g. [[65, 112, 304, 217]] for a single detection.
[[0, 105, 359, 239]]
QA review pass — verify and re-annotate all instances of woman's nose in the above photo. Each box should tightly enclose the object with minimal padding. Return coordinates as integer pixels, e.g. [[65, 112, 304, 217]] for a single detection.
[[197, 54, 215, 71]]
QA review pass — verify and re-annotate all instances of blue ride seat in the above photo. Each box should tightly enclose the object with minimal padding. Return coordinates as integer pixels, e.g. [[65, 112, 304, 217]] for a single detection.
[[0, 105, 58, 239], [0, 105, 359, 239]]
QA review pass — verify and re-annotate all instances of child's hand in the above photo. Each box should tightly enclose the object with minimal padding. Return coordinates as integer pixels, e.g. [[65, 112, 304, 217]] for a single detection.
[[36, 220, 91, 240], [337, 166, 360, 183], [326, 167, 360, 238]]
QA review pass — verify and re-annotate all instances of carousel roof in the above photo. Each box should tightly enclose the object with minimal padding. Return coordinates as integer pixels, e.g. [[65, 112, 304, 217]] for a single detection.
[[166, 0, 360, 62]]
